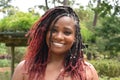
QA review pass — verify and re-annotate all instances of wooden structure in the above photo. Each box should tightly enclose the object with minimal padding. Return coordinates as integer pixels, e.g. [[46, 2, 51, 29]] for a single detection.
[[0, 32, 27, 77]]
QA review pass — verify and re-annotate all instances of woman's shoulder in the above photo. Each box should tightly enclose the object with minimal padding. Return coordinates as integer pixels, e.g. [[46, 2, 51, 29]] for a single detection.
[[12, 60, 26, 80], [15, 60, 26, 71], [84, 61, 94, 68], [83, 61, 99, 80], [18, 60, 26, 66]]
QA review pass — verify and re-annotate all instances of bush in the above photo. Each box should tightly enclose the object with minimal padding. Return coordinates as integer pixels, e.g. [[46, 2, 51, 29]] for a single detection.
[[0, 59, 10, 67], [14, 47, 26, 63], [0, 71, 10, 80], [90, 59, 120, 77], [0, 12, 39, 31], [100, 76, 120, 80], [0, 43, 7, 55]]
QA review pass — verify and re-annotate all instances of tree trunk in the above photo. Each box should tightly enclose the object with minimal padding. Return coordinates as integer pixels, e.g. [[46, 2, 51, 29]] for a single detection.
[[63, 0, 68, 6], [93, 0, 101, 26], [93, 11, 98, 26], [45, 0, 49, 10]]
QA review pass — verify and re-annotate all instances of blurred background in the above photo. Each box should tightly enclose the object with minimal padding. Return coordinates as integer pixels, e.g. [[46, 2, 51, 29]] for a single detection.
[[0, 0, 120, 80]]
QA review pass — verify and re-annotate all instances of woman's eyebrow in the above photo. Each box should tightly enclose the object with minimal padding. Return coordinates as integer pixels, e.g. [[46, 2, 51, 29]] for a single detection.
[[52, 26, 59, 30], [64, 27, 73, 31]]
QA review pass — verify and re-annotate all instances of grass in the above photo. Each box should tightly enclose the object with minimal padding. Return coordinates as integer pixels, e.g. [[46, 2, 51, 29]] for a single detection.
[[0, 59, 11, 67], [0, 71, 11, 80], [0, 59, 11, 80]]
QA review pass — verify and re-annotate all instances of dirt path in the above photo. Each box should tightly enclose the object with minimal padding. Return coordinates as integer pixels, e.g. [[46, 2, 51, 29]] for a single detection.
[[0, 67, 10, 72]]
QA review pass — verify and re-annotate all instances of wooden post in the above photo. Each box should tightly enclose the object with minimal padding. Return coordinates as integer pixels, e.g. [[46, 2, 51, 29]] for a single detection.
[[11, 46, 15, 77]]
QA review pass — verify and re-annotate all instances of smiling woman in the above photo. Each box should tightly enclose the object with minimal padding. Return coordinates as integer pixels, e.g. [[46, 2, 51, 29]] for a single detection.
[[12, 6, 99, 80]]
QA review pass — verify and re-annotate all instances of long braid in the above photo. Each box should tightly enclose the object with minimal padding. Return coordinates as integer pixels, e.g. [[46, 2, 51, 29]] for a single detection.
[[24, 6, 85, 80], [61, 13, 85, 80]]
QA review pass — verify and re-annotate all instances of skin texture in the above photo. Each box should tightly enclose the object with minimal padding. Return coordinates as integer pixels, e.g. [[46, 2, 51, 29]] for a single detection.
[[12, 15, 99, 80]]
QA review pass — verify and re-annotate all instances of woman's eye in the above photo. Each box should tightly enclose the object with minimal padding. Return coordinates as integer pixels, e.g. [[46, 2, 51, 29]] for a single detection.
[[51, 28, 57, 33], [64, 31, 72, 35]]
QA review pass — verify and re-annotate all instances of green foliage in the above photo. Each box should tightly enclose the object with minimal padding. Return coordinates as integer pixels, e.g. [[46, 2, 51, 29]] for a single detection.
[[0, 59, 10, 67], [0, 11, 39, 31], [90, 0, 120, 17], [100, 76, 120, 80], [14, 47, 26, 63], [81, 24, 93, 42], [74, 7, 95, 43], [90, 59, 120, 77], [75, 7, 94, 22], [0, 43, 7, 54], [89, 0, 120, 57], [0, 71, 10, 80], [95, 16, 120, 56]]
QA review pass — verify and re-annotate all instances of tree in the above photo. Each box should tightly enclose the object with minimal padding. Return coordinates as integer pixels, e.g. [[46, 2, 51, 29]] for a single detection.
[[89, 0, 120, 26], [97, 16, 120, 56], [0, 0, 12, 14], [37, 0, 78, 11]]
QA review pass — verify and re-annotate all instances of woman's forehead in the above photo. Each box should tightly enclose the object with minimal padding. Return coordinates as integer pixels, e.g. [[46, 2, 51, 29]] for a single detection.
[[50, 16, 76, 27]]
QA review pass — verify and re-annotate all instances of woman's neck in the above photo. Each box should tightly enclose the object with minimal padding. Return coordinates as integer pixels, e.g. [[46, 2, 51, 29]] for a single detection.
[[48, 52, 65, 69]]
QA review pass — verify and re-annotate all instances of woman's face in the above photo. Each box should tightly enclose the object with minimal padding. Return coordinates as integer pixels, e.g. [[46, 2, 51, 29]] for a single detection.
[[46, 16, 76, 55]]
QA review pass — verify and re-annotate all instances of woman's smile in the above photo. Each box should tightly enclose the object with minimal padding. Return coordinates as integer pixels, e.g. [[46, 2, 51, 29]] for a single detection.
[[52, 42, 64, 47]]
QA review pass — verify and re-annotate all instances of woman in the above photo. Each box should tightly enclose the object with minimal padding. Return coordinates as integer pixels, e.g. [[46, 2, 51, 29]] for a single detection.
[[12, 6, 99, 80]]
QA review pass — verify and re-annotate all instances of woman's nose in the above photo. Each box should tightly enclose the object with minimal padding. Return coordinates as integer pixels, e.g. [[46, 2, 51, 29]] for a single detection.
[[54, 32, 64, 40]]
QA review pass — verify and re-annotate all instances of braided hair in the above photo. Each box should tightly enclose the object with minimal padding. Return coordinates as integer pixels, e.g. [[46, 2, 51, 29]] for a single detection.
[[24, 6, 85, 80]]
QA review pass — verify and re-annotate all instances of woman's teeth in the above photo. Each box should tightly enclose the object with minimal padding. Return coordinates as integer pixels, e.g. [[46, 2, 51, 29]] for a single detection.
[[53, 42, 64, 47]]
